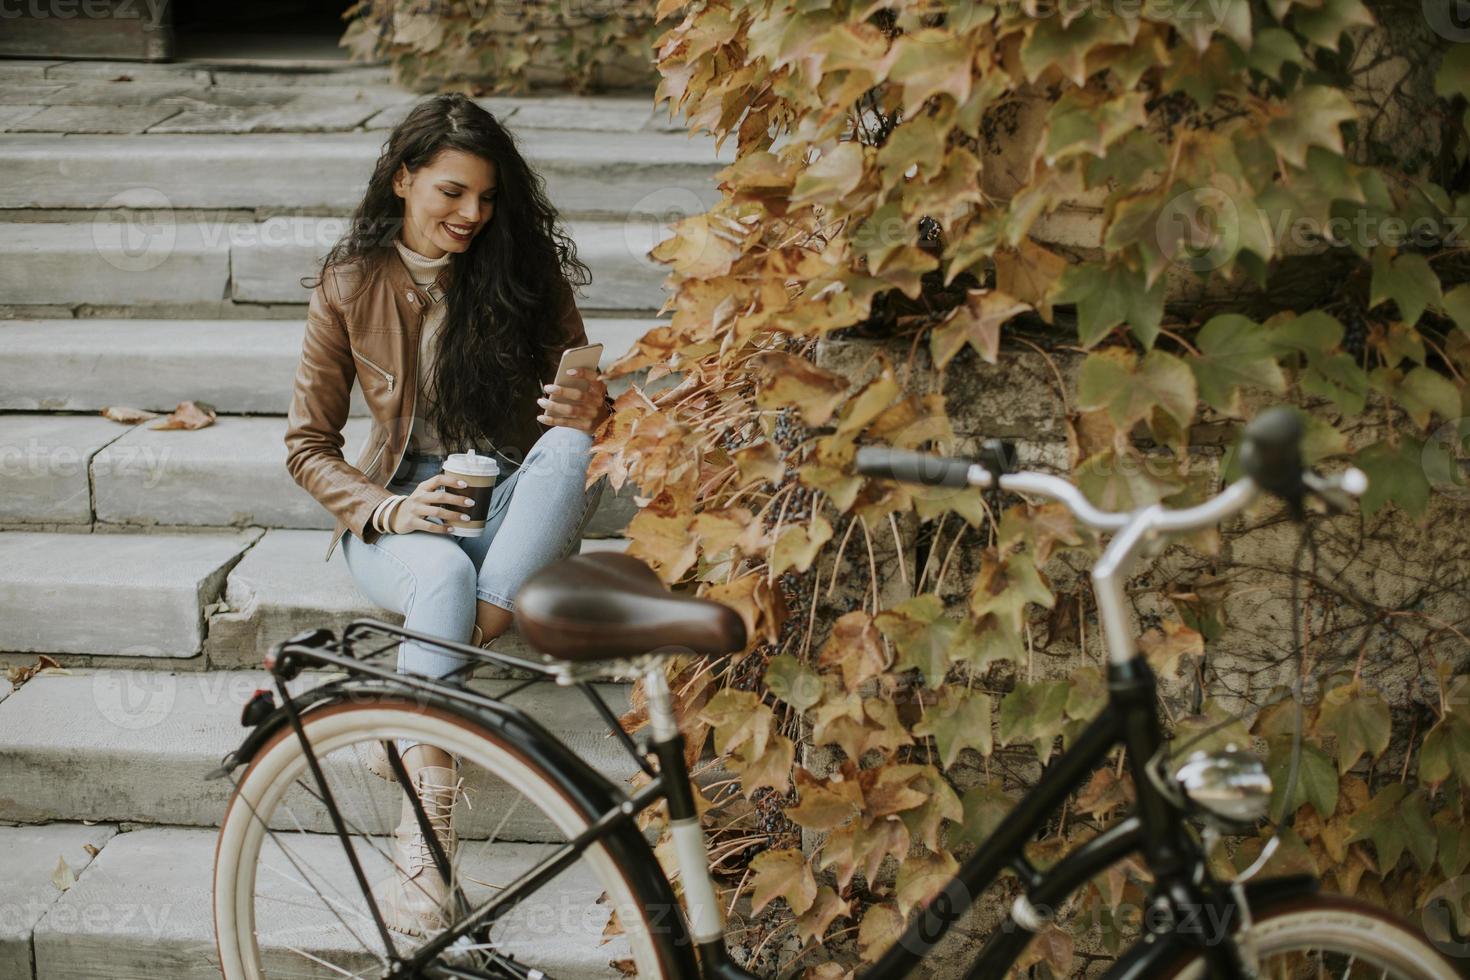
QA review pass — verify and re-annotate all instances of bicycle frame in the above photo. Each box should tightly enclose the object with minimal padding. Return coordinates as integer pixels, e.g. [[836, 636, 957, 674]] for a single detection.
[[234, 465, 1307, 980]]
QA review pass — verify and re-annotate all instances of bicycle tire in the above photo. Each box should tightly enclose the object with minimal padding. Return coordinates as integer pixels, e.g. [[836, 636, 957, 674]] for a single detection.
[[1158, 893, 1462, 980], [213, 696, 683, 979]]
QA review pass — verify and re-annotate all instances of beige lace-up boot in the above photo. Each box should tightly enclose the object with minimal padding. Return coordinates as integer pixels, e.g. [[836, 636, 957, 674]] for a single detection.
[[373, 764, 462, 937]]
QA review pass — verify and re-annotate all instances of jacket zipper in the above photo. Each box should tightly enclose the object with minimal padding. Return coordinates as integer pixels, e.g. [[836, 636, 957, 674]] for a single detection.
[[352, 349, 396, 392]]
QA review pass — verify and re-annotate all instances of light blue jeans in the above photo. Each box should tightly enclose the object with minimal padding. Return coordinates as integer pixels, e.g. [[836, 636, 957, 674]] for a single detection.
[[342, 424, 606, 682]]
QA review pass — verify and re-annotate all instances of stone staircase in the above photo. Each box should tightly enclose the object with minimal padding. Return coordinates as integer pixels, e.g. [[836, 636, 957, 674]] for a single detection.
[[0, 55, 727, 979]]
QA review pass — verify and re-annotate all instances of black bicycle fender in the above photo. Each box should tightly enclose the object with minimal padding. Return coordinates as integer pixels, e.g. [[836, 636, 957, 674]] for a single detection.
[[215, 681, 702, 978], [1100, 875, 1321, 980]]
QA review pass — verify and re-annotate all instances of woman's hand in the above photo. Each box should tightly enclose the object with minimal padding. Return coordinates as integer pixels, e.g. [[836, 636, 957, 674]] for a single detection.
[[537, 368, 610, 433], [387, 473, 478, 535]]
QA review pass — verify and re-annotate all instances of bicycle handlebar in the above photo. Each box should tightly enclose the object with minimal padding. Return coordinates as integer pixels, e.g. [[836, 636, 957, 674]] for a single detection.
[[853, 407, 1368, 534]]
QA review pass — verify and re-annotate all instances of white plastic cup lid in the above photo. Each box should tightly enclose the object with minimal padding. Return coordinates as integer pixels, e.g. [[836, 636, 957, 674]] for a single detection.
[[444, 450, 499, 476]]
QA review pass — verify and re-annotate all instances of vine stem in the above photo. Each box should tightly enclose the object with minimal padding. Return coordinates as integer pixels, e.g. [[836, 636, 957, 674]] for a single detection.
[[914, 511, 948, 594], [859, 514, 881, 614], [1158, 326, 1201, 357], [1014, 336, 1073, 415], [827, 513, 860, 599], [888, 511, 910, 592]]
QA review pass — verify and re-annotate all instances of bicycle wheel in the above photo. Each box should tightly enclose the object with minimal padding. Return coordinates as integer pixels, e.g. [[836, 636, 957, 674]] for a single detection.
[[213, 695, 681, 979], [1163, 894, 1462, 980]]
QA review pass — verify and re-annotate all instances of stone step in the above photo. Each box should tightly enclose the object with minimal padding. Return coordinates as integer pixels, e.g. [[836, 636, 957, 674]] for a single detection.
[[0, 529, 259, 659], [0, 668, 637, 838], [26, 826, 632, 979], [209, 529, 631, 670], [0, 528, 629, 663], [0, 317, 656, 415], [0, 414, 638, 534], [0, 823, 118, 980], [0, 218, 670, 313], [0, 131, 727, 216]]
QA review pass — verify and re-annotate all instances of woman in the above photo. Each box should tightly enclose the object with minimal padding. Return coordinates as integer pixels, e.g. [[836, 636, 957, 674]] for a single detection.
[[284, 93, 612, 937]]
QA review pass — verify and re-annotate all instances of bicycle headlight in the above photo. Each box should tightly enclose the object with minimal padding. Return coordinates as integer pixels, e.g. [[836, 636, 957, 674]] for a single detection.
[[1173, 746, 1272, 826]]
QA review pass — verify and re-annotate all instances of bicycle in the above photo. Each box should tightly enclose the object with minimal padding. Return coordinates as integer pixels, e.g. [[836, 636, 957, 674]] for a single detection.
[[212, 408, 1462, 979]]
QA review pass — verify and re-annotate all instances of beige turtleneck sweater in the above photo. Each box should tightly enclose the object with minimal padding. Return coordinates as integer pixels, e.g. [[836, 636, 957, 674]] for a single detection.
[[370, 237, 453, 534]]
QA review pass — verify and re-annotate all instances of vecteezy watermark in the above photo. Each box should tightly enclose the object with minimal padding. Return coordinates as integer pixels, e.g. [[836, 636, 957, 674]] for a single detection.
[[91, 670, 292, 731], [1425, 0, 1470, 42], [0, 0, 169, 29], [91, 189, 419, 276], [1424, 875, 1470, 958], [1155, 181, 1470, 273], [1423, 416, 1470, 503], [93, 188, 176, 274], [0, 439, 173, 490]]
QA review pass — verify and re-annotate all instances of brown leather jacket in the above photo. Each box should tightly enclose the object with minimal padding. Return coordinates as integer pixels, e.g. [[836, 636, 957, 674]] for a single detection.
[[285, 252, 596, 563]]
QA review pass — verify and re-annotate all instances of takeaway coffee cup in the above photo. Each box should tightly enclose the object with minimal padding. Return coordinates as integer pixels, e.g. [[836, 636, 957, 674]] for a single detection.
[[442, 451, 499, 537]]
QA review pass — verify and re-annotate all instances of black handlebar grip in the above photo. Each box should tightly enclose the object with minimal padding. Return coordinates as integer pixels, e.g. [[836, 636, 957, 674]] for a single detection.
[[855, 446, 976, 488], [1240, 407, 1306, 504]]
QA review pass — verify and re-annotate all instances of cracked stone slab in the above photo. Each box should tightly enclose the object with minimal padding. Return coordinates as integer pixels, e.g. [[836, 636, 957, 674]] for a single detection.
[[0, 530, 256, 657], [44, 62, 212, 83], [0, 414, 134, 524], [0, 317, 646, 417], [0, 319, 367, 417], [7, 104, 184, 134], [0, 822, 118, 980], [31, 826, 629, 979], [0, 222, 230, 307], [92, 415, 373, 530], [231, 216, 668, 307], [0, 105, 45, 129], [0, 669, 634, 836], [0, 130, 728, 213]]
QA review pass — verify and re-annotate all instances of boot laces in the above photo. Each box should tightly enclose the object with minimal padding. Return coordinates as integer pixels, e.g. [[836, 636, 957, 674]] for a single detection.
[[406, 772, 470, 875]]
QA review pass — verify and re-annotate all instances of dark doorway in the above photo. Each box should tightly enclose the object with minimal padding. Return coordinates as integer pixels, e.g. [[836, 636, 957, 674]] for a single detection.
[[171, 0, 359, 64]]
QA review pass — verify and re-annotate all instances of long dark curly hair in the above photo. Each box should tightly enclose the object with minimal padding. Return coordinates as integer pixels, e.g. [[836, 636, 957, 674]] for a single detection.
[[304, 93, 591, 454]]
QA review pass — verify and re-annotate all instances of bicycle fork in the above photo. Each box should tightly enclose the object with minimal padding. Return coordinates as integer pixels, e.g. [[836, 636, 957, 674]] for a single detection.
[[643, 667, 757, 980]]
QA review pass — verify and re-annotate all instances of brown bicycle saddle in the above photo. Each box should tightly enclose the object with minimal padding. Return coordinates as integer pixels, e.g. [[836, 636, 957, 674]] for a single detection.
[[513, 552, 747, 663]]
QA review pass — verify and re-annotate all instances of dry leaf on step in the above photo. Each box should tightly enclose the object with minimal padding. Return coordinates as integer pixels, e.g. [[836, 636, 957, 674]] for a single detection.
[[101, 406, 159, 424], [52, 855, 76, 892], [84, 844, 100, 858], [151, 400, 217, 431], [6, 654, 61, 690]]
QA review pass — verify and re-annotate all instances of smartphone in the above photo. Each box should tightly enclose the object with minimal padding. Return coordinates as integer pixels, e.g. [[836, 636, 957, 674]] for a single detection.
[[553, 342, 603, 389]]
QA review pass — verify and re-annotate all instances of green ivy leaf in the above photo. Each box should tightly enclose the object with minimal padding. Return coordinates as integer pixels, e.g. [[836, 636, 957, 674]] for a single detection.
[[1442, 283, 1470, 339], [1065, 666, 1108, 722], [1370, 248, 1442, 327], [952, 781, 1017, 851], [1267, 735, 1338, 820], [1395, 367, 1463, 430], [914, 687, 993, 769], [1346, 783, 1436, 873], [765, 654, 823, 712], [1436, 42, 1470, 102], [1266, 87, 1356, 169], [1436, 808, 1470, 878], [1355, 439, 1431, 517], [999, 679, 1070, 763], [1189, 314, 1288, 414], [1420, 715, 1470, 786], [1291, 0, 1374, 49], [1246, 27, 1305, 81], [1052, 260, 1166, 348], [1078, 347, 1199, 433], [1317, 679, 1391, 774]]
